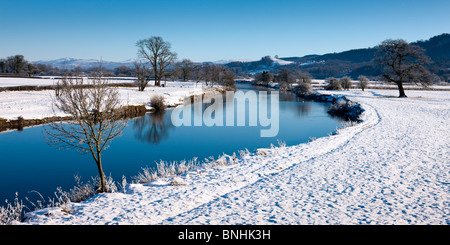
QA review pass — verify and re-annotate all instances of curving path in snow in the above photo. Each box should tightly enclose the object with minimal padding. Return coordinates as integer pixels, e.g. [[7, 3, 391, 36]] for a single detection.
[[25, 89, 449, 225]]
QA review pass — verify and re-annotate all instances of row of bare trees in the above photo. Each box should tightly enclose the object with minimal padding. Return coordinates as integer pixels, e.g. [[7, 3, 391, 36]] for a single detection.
[[134, 36, 236, 91], [0, 55, 49, 77], [252, 68, 312, 91]]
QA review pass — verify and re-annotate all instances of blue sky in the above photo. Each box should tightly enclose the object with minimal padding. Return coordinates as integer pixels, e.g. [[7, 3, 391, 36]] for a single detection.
[[0, 0, 448, 62]]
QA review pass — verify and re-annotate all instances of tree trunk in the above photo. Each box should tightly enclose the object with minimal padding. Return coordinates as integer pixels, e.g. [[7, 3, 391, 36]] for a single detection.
[[153, 62, 159, 87], [96, 152, 107, 193], [396, 82, 407, 98]]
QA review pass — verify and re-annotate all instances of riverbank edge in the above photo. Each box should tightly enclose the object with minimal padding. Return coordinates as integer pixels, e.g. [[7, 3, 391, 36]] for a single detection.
[[0, 86, 227, 132], [300, 91, 365, 122]]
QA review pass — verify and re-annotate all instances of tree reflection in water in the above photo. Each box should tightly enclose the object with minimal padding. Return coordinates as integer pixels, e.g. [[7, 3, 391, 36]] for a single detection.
[[133, 110, 174, 144]]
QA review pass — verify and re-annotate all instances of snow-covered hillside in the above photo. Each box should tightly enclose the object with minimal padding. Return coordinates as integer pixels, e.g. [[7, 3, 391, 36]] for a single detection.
[[211, 58, 294, 65], [22, 89, 450, 225]]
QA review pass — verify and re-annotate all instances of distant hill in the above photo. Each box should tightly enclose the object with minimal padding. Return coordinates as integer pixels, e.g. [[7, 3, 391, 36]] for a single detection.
[[32, 57, 141, 70], [291, 33, 450, 66], [225, 33, 450, 80], [412, 33, 450, 60]]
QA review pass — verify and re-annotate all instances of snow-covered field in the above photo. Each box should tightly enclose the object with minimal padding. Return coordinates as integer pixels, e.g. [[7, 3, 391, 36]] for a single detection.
[[0, 78, 205, 120], [0, 76, 138, 88], [21, 89, 449, 225]]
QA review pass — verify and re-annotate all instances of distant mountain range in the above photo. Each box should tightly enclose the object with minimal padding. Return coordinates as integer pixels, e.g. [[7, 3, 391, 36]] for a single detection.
[[32, 33, 450, 79], [32, 57, 294, 70], [32, 57, 143, 70]]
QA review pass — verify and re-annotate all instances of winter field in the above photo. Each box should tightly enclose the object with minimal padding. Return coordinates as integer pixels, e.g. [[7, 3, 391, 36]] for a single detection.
[[14, 88, 449, 225]]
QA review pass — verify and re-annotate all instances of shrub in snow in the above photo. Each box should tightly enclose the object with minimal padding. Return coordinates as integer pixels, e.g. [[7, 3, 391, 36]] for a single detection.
[[358, 75, 369, 91], [294, 81, 313, 96], [327, 98, 364, 121], [324, 77, 342, 90], [328, 99, 351, 115], [133, 158, 200, 184], [239, 148, 250, 157], [340, 76, 352, 90], [150, 95, 166, 111], [0, 193, 24, 225]]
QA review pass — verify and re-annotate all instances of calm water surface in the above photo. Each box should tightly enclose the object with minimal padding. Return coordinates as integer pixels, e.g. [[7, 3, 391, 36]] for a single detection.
[[0, 84, 343, 204]]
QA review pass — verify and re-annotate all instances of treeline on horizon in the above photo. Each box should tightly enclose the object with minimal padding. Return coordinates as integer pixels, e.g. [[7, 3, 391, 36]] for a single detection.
[[0, 55, 233, 84]]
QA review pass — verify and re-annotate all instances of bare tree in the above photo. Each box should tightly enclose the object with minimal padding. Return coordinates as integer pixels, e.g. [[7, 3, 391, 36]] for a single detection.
[[340, 76, 352, 90], [295, 70, 312, 84], [25, 63, 37, 77], [220, 70, 236, 90], [0, 59, 6, 73], [134, 61, 150, 91], [136, 36, 177, 87], [376, 39, 433, 97], [175, 59, 195, 82], [12, 55, 26, 74], [358, 75, 369, 91], [277, 68, 296, 91], [1, 55, 26, 74], [44, 75, 127, 193], [195, 63, 223, 86], [294, 80, 313, 97]]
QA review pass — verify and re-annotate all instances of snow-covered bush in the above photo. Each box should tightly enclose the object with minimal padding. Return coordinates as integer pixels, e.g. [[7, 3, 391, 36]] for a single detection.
[[133, 158, 200, 184], [340, 76, 352, 90], [66, 175, 97, 203], [327, 98, 364, 121], [294, 81, 313, 96], [358, 75, 369, 91], [324, 77, 342, 90], [0, 193, 24, 225], [149, 95, 166, 111]]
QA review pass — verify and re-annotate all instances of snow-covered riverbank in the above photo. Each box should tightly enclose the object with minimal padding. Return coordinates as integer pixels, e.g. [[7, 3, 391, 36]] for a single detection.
[[0, 79, 207, 120], [21, 89, 449, 225]]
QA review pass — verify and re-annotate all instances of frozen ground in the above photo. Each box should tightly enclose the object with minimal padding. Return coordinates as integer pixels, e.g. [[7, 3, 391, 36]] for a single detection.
[[22, 89, 449, 225], [0, 78, 205, 120]]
